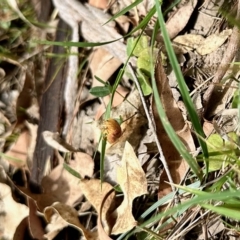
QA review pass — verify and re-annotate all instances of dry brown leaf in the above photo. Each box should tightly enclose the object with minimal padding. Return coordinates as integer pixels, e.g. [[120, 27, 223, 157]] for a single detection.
[[13, 217, 28, 240], [95, 90, 147, 185], [41, 152, 94, 206], [90, 48, 122, 85], [28, 197, 45, 239], [25, 120, 38, 172], [17, 152, 94, 211], [166, 0, 198, 39], [17, 186, 60, 212], [193, 1, 223, 36], [16, 70, 34, 125], [97, 217, 113, 240], [115, 15, 130, 34], [0, 183, 29, 240], [44, 202, 98, 240], [79, 179, 115, 235], [111, 141, 147, 234], [153, 56, 196, 198]]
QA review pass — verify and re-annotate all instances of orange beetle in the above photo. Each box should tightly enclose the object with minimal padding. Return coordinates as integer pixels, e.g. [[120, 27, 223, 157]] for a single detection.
[[101, 118, 122, 144]]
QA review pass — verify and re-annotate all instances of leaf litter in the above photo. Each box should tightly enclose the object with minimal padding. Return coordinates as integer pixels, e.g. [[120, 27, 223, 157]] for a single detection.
[[0, 0, 240, 239]]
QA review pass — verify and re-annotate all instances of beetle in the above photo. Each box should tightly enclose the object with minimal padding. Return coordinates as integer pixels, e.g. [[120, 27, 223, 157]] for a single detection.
[[101, 118, 122, 144]]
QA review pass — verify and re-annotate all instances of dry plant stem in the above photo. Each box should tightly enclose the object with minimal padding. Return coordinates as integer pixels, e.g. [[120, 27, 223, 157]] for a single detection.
[[127, 63, 175, 192], [203, 1, 240, 115], [167, 208, 212, 240]]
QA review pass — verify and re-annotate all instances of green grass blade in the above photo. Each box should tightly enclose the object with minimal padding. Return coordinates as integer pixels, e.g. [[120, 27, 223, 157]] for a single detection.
[[201, 204, 240, 220], [155, 2, 208, 162], [127, 0, 181, 36], [141, 190, 240, 232], [33, 39, 121, 48], [156, 2, 207, 144], [139, 181, 201, 220], [145, 4, 203, 179], [149, 38, 202, 179], [103, 0, 143, 26], [0, 152, 23, 163], [100, 137, 107, 184], [151, 74, 202, 179], [122, 189, 240, 239], [63, 162, 82, 179], [127, 6, 156, 35]]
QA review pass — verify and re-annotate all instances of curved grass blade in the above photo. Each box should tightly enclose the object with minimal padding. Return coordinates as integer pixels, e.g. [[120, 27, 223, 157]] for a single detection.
[[63, 162, 82, 180], [33, 39, 122, 48], [155, 2, 208, 165]]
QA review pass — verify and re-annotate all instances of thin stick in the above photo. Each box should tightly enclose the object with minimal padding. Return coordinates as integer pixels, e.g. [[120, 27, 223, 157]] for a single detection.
[[127, 63, 175, 192]]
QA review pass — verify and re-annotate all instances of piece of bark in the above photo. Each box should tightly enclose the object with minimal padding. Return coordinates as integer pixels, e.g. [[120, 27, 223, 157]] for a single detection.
[[31, 0, 53, 23], [30, 19, 70, 189], [203, 2, 240, 118]]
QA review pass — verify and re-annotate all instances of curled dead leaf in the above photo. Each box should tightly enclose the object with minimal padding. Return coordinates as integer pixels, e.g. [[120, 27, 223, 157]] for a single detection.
[[79, 179, 115, 235], [44, 202, 98, 239]]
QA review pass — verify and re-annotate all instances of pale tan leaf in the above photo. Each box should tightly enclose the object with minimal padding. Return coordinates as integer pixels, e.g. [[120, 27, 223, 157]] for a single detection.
[[173, 30, 232, 56], [173, 34, 204, 53], [197, 29, 232, 55], [79, 179, 114, 215], [203, 121, 214, 138], [166, 0, 198, 39], [17, 153, 94, 211], [112, 141, 147, 234], [44, 202, 98, 240], [42, 152, 94, 206], [90, 48, 122, 86], [79, 179, 115, 235], [0, 183, 29, 240]]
